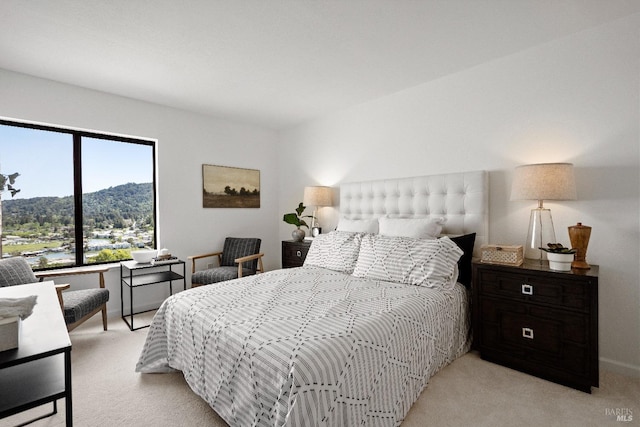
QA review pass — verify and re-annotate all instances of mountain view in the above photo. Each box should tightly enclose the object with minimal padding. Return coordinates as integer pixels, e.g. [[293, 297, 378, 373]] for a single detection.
[[1, 182, 154, 268]]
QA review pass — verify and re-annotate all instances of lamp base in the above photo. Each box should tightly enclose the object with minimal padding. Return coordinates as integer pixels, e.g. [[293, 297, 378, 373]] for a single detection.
[[524, 207, 556, 261]]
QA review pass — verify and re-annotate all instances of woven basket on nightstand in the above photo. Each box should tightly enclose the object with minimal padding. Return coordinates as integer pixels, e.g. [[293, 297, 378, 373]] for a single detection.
[[480, 244, 524, 266]]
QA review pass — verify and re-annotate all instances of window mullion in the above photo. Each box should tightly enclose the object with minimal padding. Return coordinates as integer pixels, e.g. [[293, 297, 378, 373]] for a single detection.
[[73, 134, 83, 265]]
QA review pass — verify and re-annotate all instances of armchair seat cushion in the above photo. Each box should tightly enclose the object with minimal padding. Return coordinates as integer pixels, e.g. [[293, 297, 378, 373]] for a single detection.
[[192, 267, 256, 286], [62, 288, 109, 325]]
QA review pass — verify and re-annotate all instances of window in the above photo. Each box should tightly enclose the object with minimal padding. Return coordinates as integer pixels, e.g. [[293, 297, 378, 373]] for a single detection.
[[0, 119, 156, 270]]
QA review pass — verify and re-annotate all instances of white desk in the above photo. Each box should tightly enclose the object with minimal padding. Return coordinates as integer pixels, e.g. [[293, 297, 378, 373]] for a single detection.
[[0, 281, 72, 426]]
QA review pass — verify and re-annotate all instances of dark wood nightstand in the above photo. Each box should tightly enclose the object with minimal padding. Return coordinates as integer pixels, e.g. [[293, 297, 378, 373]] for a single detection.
[[472, 260, 599, 393], [282, 240, 312, 268]]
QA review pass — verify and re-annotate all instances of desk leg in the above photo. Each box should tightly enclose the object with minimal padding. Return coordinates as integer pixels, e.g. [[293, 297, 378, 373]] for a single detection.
[[65, 349, 73, 426]]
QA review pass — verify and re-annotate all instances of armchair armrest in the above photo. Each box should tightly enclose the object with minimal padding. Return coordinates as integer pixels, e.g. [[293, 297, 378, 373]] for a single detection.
[[234, 253, 264, 263], [54, 284, 70, 311], [35, 265, 109, 289], [234, 253, 265, 278], [187, 251, 223, 274]]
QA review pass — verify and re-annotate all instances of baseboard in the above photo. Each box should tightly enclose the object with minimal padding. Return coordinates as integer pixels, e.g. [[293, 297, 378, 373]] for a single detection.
[[600, 357, 640, 378]]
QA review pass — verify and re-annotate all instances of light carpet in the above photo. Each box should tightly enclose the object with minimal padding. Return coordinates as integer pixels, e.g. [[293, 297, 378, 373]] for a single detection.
[[3, 313, 638, 427]]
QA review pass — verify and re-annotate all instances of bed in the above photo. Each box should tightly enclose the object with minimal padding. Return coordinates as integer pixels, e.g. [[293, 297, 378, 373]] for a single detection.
[[136, 170, 488, 426]]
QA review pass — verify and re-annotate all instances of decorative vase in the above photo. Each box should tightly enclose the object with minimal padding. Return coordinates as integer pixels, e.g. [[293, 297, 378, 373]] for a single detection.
[[291, 228, 305, 242], [546, 252, 574, 271], [568, 222, 591, 269]]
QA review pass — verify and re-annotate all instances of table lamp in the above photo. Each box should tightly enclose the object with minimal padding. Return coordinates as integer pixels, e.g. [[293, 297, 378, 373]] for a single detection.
[[511, 163, 577, 261], [303, 186, 333, 235]]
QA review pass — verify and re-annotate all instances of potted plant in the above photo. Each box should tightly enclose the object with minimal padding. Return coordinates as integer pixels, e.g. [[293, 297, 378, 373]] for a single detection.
[[0, 171, 20, 258], [539, 243, 576, 271], [283, 202, 310, 242]]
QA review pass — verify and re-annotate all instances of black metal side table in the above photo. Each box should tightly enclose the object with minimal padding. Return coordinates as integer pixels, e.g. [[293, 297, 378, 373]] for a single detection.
[[120, 259, 186, 331]]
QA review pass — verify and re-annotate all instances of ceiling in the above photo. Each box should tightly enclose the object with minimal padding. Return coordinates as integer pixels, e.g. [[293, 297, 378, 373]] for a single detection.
[[1, 1, 638, 130]]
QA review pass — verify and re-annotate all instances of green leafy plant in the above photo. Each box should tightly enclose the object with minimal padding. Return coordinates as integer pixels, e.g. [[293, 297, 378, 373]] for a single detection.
[[0, 172, 20, 197], [0, 171, 20, 257], [283, 202, 310, 229], [539, 243, 576, 254]]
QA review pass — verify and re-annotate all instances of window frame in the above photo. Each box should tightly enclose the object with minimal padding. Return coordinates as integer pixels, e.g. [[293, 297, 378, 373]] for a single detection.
[[0, 118, 157, 270]]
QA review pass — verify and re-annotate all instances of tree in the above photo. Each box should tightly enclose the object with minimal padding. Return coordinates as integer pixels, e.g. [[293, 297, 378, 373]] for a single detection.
[[0, 171, 20, 257], [38, 256, 49, 269], [91, 248, 131, 263]]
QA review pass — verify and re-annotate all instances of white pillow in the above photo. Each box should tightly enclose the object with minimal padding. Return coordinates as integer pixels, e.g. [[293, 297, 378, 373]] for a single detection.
[[303, 231, 363, 274], [378, 216, 446, 239], [352, 234, 463, 289], [336, 217, 379, 233]]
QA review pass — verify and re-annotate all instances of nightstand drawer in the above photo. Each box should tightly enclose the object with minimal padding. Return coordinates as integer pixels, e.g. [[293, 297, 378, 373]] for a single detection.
[[282, 240, 311, 268], [480, 296, 590, 376], [477, 269, 591, 312]]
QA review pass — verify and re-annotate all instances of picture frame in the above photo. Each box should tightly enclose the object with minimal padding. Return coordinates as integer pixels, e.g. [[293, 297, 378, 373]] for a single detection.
[[202, 164, 260, 208]]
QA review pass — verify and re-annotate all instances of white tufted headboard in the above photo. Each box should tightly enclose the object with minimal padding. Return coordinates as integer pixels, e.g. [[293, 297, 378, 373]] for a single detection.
[[339, 170, 489, 257]]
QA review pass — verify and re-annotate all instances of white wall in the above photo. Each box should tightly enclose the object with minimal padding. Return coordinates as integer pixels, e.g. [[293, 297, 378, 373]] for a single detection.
[[278, 14, 640, 376], [0, 69, 281, 315]]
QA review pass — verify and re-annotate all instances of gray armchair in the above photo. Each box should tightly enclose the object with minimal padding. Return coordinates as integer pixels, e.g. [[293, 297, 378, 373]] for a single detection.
[[189, 237, 264, 287], [0, 257, 109, 332]]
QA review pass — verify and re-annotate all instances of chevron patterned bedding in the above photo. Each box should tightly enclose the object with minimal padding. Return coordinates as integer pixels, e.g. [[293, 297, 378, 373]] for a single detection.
[[136, 265, 471, 426]]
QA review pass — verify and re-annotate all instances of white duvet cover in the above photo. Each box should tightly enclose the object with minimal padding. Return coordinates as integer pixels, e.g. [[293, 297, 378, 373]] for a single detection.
[[136, 266, 471, 426]]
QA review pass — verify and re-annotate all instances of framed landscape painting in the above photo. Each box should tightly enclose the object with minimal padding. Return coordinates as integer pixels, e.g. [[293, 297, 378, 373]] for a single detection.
[[202, 164, 260, 208]]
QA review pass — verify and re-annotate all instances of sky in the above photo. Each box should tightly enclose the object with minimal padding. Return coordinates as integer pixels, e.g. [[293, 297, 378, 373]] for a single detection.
[[0, 124, 153, 199]]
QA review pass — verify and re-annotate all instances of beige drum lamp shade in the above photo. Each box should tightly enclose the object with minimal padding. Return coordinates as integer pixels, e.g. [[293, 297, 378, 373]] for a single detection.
[[511, 163, 577, 260], [303, 186, 333, 231]]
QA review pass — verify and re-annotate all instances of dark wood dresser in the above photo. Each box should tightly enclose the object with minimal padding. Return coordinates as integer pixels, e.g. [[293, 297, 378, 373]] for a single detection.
[[472, 260, 599, 393], [281, 240, 312, 268]]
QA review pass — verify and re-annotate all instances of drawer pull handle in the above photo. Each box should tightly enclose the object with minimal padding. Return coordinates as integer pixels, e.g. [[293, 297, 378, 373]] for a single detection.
[[296, 250, 302, 257], [521, 284, 533, 295], [522, 327, 534, 339]]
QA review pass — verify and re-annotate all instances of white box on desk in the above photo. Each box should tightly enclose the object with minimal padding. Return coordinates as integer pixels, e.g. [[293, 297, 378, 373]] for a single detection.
[[0, 316, 20, 352]]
